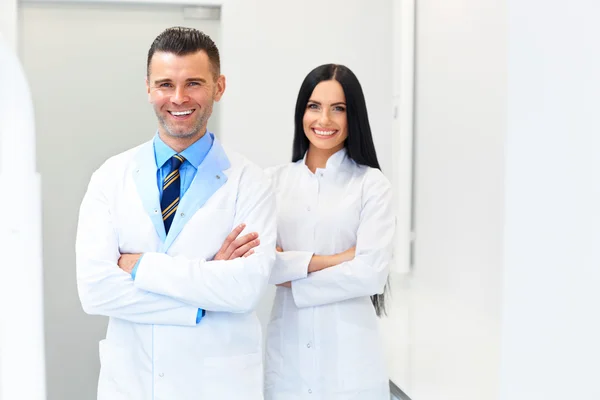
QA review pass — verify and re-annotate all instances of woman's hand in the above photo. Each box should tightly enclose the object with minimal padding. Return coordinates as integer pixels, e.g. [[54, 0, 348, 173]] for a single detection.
[[338, 246, 356, 263], [307, 246, 356, 273]]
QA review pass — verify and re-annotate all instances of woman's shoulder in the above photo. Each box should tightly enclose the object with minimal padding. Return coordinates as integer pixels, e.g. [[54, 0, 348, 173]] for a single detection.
[[352, 164, 392, 194], [352, 163, 391, 184]]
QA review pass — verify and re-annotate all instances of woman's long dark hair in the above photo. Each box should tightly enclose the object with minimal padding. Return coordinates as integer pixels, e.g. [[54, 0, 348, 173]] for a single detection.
[[292, 64, 387, 317]]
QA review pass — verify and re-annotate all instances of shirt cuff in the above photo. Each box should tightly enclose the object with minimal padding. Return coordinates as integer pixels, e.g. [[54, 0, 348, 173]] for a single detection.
[[196, 309, 206, 324], [131, 255, 143, 280]]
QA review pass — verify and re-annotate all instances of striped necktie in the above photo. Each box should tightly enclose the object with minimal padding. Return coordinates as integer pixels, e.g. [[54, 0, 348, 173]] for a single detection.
[[161, 154, 185, 234]]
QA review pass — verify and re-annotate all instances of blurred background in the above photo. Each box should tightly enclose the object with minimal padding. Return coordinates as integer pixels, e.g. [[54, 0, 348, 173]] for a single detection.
[[1, 1, 599, 400]]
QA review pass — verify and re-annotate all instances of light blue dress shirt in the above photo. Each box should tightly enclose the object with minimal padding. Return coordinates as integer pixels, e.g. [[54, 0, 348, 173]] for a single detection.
[[132, 132, 214, 323]]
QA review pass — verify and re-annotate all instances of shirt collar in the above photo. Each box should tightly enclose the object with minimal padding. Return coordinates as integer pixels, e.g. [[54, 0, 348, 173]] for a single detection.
[[153, 131, 214, 170], [300, 147, 349, 173], [323, 147, 348, 170]]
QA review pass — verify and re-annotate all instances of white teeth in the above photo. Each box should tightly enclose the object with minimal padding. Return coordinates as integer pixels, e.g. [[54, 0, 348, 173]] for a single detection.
[[313, 129, 336, 136], [171, 110, 193, 116]]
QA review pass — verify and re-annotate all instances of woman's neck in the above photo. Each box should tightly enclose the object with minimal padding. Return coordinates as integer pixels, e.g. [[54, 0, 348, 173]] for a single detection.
[[305, 144, 344, 173]]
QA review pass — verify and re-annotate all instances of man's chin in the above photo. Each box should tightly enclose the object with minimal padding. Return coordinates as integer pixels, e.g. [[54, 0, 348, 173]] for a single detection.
[[164, 127, 201, 139]]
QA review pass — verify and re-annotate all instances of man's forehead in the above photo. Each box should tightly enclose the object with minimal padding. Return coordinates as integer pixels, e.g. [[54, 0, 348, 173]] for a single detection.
[[148, 51, 213, 79]]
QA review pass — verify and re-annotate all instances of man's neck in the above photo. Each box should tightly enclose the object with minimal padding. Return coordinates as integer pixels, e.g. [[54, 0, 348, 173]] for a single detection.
[[158, 128, 207, 153]]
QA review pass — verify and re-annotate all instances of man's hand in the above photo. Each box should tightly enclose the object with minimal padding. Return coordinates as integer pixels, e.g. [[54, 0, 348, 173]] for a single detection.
[[118, 253, 142, 274], [277, 281, 292, 288], [214, 223, 260, 261], [276, 246, 283, 252]]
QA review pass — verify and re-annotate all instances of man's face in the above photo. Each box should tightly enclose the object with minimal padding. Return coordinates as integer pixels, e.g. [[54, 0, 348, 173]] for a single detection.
[[146, 50, 225, 140]]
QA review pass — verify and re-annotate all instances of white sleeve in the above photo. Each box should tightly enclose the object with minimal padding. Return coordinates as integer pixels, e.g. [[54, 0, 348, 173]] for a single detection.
[[264, 164, 312, 285], [133, 165, 277, 313], [268, 251, 312, 285], [290, 172, 395, 308], [76, 167, 198, 326]]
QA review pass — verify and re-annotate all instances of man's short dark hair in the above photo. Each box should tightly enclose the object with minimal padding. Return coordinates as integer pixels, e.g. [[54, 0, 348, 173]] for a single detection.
[[147, 26, 220, 79]]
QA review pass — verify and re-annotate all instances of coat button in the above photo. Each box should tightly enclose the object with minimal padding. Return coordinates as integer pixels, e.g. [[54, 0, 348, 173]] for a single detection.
[[306, 342, 311, 348], [158, 372, 164, 378], [308, 389, 312, 394]]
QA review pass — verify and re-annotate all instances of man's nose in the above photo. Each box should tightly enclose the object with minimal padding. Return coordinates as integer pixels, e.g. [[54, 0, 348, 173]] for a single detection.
[[171, 86, 189, 105]]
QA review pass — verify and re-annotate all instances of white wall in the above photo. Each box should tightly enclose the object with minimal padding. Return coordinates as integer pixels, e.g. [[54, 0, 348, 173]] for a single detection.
[[0, 0, 18, 165], [500, 1, 600, 399], [403, 0, 506, 398], [413, 0, 506, 319], [0, 0, 17, 50]]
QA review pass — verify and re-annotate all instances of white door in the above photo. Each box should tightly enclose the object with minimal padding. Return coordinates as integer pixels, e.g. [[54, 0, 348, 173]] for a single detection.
[[19, 4, 220, 399]]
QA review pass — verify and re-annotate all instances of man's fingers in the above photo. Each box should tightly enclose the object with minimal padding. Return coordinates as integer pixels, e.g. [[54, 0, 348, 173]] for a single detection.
[[228, 232, 259, 253], [242, 249, 255, 258], [230, 238, 260, 259], [276, 246, 283, 252], [217, 223, 246, 257], [224, 223, 246, 246]]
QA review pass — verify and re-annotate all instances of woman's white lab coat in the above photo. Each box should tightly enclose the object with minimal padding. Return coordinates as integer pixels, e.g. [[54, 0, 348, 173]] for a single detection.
[[76, 139, 276, 400], [264, 149, 395, 400]]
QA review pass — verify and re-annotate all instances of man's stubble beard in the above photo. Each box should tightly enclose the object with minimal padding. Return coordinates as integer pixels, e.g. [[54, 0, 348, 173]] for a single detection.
[[156, 101, 213, 139]]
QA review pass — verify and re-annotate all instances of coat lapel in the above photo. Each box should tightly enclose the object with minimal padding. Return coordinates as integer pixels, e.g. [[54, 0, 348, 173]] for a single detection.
[[163, 139, 231, 252], [132, 140, 167, 243]]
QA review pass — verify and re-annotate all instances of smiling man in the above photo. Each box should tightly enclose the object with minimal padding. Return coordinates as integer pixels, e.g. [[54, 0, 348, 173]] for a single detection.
[[76, 27, 276, 400]]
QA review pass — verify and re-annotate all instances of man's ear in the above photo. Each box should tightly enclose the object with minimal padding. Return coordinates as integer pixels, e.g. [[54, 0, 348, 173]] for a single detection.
[[214, 75, 226, 102], [146, 77, 152, 102]]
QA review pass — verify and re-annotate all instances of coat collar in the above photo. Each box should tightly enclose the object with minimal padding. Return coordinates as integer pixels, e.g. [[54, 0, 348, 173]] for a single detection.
[[132, 137, 230, 252]]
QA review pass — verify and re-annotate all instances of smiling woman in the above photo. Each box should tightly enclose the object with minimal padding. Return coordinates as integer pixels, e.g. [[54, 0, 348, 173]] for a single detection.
[[264, 64, 394, 400]]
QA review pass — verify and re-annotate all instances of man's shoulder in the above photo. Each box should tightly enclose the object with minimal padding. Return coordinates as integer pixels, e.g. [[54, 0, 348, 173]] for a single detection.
[[90, 142, 149, 183]]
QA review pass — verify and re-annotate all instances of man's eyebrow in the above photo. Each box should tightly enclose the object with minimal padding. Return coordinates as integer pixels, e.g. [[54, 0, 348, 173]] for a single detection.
[[186, 77, 207, 83], [153, 78, 172, 85], [153, 77, 208, 84]]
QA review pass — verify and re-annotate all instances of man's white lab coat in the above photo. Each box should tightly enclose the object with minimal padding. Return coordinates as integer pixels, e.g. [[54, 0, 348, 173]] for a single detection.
[[76, 138, 276, 400]]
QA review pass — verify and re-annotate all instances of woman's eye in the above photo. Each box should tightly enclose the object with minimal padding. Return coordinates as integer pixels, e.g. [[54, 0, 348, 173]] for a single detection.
[[307, 103, 319, 110], [334, 106, 346, 112]]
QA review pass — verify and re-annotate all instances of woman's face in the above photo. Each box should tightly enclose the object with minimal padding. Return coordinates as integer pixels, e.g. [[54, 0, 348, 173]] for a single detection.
[[303, 79, 348, 153]]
